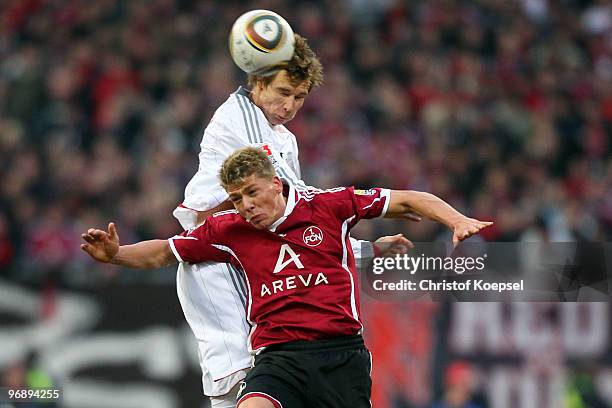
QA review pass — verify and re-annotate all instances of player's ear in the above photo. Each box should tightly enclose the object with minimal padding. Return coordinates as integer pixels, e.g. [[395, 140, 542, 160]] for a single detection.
[[272, 176, 283, 193], [256, 76, 266, 91]]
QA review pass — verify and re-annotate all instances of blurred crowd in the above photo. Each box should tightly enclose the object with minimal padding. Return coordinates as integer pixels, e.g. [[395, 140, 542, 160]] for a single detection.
[[1, 0, 611, 283]]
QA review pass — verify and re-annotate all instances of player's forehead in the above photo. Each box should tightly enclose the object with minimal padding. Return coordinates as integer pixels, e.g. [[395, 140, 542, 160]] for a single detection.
[[227, 174, 268, 195], [271, 70, 309, 94]]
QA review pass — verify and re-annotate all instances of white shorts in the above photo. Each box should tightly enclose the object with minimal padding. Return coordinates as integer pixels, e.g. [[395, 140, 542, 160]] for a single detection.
[[176, 260, 251, 395], [209, 375, 248, 408]]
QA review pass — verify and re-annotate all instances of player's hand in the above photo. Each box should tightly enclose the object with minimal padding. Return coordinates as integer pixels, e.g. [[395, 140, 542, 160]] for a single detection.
[[451, 217, 493, 247], [81, 222, 120, 263], [374, 234, 414, 257]]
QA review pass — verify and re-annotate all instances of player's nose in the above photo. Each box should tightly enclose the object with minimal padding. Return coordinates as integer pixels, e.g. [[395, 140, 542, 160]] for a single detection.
[[242, 196, 255, 210], [282, 96, 296, 112]]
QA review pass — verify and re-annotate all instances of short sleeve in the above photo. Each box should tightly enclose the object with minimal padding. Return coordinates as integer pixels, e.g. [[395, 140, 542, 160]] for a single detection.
[[326, 187, 391, 223], [350, 187, 390, 219], [168, 219, 231, 264]]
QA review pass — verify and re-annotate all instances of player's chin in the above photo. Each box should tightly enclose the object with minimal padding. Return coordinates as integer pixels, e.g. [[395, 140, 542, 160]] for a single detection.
[[273, 114, 292, 125], [250, 218, 270, 230]]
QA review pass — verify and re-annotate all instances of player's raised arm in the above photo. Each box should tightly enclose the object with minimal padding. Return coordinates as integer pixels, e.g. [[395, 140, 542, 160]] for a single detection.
[[81, 222, 176, 269], [386, 191, 493, 247]]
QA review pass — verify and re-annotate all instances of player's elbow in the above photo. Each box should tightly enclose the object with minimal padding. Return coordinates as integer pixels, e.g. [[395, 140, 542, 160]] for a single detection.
[[390, 190, 429, 216], [158, 250, 177, 268], [144, 246, 177, 269]]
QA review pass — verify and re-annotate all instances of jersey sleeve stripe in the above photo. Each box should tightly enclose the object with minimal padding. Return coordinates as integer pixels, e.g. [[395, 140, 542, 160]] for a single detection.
[[177, 202, 197, 210], [234, 94, 254, 143], [212, 244, 255, 326], [247, 100, 264, 143], [358, 189, 391, 217], [225, 264, 246, 308], [228, 264, 247, 301], [167, 238, 184, 263], [380, 189, 391, 217], [340, 215, 362, 326], [276, 166, 308, 192], [361, 197, 382, 211], [213, 209, 239, 217], [276, 167, 295, 186], [237, 94, 259, 144], [230, 264, 249, 299]]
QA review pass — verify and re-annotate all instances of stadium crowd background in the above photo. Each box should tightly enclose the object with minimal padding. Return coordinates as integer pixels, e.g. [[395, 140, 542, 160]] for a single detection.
[[0, 1, 611, 407], [1, 0, 612, 278]]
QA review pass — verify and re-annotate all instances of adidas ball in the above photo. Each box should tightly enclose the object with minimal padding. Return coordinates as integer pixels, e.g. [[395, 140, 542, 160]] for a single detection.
[[229, 10, 295, 76]]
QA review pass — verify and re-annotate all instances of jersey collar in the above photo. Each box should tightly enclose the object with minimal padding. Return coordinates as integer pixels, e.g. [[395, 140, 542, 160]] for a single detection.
[[236, 86, 250, 98], [268, 183, 298, 232], [235, 86, 278, 130]]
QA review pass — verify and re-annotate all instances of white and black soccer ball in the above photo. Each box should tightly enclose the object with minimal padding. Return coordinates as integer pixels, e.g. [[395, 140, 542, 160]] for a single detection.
[[229, 10, 295, 76]]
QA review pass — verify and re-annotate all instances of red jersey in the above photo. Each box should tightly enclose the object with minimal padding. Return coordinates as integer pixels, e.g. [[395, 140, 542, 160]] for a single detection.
[[168, 185, 390, 353]]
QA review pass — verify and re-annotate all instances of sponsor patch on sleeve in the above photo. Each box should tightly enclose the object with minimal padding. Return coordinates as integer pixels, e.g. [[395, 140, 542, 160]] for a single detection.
[[355, 189, 377, 196]]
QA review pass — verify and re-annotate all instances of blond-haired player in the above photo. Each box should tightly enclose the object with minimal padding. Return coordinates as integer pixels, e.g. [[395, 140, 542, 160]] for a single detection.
[[172, 32, 416, 407]]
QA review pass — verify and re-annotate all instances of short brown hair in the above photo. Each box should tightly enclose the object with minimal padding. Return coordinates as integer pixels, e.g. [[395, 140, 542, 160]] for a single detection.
[[248, 34, 324, 91], [219, 147, 276, 190]]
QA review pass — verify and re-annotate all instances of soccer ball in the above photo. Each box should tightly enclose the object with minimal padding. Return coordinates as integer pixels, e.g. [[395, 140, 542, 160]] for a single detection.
[[229, 10, 295, 76]]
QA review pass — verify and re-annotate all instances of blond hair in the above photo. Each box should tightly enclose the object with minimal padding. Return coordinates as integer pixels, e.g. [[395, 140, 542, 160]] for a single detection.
[[219, 147, 275, 190], [248, 34, 324, 91]]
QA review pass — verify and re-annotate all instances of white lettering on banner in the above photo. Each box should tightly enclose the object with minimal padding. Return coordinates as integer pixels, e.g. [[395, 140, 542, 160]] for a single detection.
[[273, 244, 304, 274], [450, 303, 609, 356], [260, 273, 330, 297], [0, 281, 181, 408]]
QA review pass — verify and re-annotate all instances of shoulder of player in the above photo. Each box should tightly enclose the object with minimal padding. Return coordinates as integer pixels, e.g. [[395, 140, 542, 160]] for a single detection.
[[202, 95, 253, 145], [202, 97, 233, 136], [211, 209, 241, 221], [194, 209, 244, 234], [211, 94, 242, 124], [216, 90, 271, 140], [204, 90, 250, 125], [226, 88, 260, 119]]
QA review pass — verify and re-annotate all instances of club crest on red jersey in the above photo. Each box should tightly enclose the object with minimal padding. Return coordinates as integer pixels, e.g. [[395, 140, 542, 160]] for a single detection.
[[303, 226, 323, 247]]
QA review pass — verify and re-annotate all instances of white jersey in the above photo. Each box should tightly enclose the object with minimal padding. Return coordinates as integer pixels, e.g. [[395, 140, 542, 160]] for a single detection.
[[175, 86, 304, 226], [173, 87, 372, 396]]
